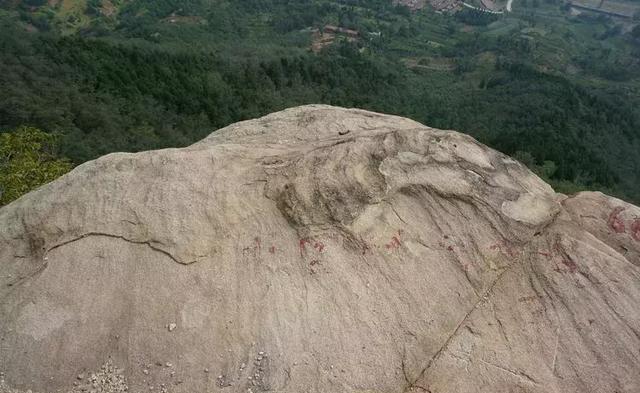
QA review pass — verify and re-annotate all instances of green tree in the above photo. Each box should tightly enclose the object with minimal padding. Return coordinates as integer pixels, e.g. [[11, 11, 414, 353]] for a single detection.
[[0, 126, 72, 206]]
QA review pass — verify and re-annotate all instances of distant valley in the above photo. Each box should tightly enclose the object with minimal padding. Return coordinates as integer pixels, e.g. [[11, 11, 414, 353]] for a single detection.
[[1, 0, 640, 204]]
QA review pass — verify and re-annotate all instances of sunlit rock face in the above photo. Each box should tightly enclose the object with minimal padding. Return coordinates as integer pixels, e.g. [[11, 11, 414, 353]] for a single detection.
[[1, 105, 639, 393]]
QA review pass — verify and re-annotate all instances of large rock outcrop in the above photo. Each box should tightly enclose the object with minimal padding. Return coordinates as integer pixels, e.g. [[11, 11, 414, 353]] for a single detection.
[[1, 105, 639, 393]]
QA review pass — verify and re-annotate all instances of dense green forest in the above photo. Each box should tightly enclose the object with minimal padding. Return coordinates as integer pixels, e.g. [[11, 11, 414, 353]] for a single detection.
[[1, 0, 640, 204]]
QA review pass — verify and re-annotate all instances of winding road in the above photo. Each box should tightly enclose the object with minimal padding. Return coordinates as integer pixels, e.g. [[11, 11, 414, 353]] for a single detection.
[[462, 2, 505, 14]]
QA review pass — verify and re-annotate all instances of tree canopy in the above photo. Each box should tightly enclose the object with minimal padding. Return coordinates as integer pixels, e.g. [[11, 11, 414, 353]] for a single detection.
[[0, 126, 72, 205]]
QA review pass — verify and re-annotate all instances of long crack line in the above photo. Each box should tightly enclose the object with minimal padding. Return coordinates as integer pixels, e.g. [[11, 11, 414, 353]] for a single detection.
[[404, 261, 517, 392], [46, 232, 189, 264]]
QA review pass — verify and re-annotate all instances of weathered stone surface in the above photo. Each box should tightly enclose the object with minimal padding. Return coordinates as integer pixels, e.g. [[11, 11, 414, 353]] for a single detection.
[[1, 105, 639, 393]]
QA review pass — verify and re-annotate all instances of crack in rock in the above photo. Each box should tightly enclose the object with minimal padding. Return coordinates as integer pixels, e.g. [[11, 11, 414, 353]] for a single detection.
[[45, 232, 192, 265], [404, 262, 517, 392]]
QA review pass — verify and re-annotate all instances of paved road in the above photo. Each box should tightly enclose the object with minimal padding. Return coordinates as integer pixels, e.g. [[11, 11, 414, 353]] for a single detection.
[[462, 2, 504, 14]]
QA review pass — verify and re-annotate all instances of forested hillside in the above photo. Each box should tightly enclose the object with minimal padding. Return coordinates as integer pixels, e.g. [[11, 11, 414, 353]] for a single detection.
[[1, 0, 640, 203]]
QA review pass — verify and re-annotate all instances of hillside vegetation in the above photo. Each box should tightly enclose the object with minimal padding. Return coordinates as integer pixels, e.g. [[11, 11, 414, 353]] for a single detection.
[[1, 0, 640, 204]]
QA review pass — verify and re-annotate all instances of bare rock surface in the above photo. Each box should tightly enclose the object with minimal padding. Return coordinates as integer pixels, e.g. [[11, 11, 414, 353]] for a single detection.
[[0, 105, 639, 393]]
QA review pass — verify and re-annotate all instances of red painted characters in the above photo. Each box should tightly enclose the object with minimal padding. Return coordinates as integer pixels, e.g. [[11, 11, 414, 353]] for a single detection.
[[631, 219, 640, 241], [299, 238, 326, 257], [605, 206, 640, 242], [607, 207, 626, 233], [299, 238, 311, 257], [385, 230, 404, 250], [313, 241, 325, 253]]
